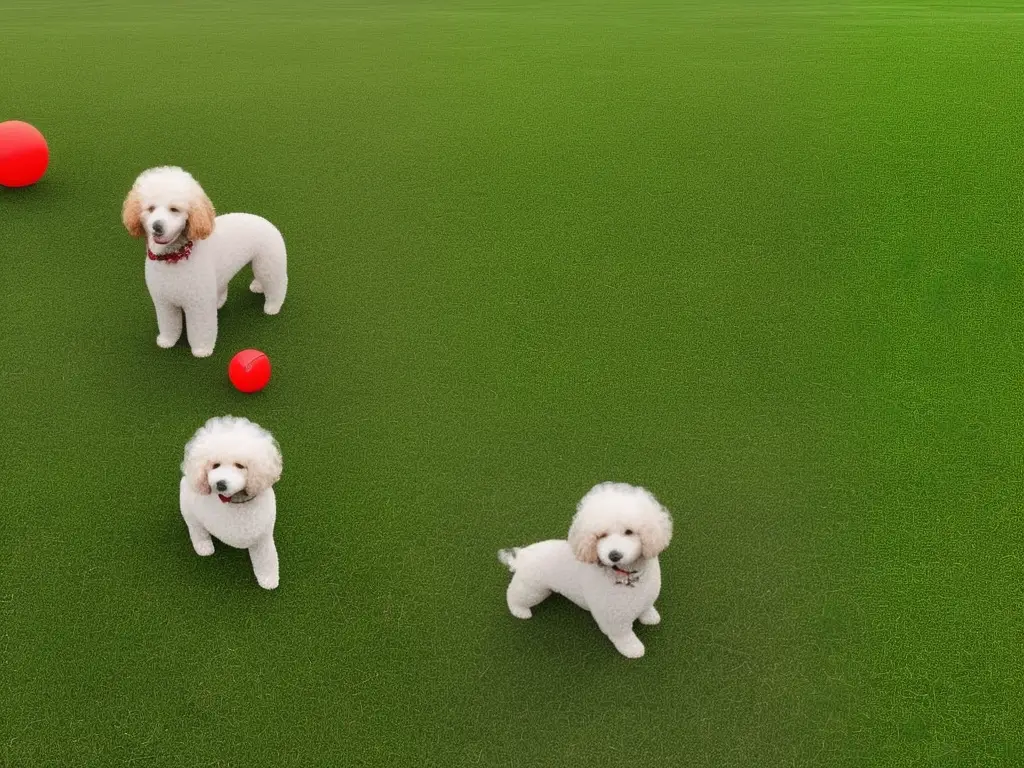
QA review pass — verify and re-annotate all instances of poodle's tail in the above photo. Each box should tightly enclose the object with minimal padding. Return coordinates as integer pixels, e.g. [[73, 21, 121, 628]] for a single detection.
[[497, 548, 520, 572]]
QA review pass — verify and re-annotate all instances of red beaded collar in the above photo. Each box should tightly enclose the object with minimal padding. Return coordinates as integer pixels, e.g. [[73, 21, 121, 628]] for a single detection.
[[147, 240, 193, 264]]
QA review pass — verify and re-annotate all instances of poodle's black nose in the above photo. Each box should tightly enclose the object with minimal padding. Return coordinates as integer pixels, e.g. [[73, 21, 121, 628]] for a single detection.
[[215, 480, 228, 492], [152, 221, 165, 235], [608, 550, 623, 563]]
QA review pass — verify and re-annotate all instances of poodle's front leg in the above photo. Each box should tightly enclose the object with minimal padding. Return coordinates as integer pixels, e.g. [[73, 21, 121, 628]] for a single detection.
[[638, 605, 661, 625], [249, 535, 279, 590], [183, 300, 218, 358], [594, 612, 645, 659], [154, 300, 183, 349], [180, 510, 215, 556]]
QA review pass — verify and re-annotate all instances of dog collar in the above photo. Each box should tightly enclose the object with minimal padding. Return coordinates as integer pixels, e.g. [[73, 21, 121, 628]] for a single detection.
[[148, 240, 193, 263], [611, 565, 641, 587], [218, 491, 253, 504]]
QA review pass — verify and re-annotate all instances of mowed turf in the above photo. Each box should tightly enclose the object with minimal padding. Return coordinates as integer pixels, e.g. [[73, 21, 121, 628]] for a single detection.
[[3, 1, 1024, 765]]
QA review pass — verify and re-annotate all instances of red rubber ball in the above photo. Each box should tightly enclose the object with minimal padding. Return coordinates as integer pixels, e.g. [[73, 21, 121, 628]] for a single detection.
[[0, 121, 49, 188], [228, 349, 272, 393]]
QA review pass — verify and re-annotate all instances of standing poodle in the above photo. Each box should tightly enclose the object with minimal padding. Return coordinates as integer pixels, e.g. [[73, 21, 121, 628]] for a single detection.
[[179, 416, 283, 589], [122, 166, 288, 358], [498, 482, 673, 658]]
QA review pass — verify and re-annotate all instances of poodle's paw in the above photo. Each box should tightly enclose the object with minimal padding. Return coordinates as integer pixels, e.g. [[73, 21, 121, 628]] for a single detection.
[[157, 333, 179, 349], [613, 635, 646, 659], [249, 280, 264, 294], [191, 346, 214, 358], [263, 300, 283, 316], [192, 539, 215, 557], [639, 607, 661, 626], [217, 291, 228, 309], [509, 605, 533, 620], [256, 572, 279, 590]]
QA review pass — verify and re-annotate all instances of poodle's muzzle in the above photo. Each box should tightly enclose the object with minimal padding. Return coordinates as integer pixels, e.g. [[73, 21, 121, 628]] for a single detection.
[[144, 204, 189, 245], [207, 463, 247, 497], [597, 533, 643, 567]]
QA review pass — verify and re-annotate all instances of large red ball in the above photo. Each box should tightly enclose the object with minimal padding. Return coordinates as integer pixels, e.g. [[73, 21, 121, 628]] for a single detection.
[[228, 349, 272, 393], [0, 121, 49, 188]]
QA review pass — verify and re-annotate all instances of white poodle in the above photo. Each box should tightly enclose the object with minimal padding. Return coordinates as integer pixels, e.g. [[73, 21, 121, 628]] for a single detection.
[[498, 482, 673, 659], [179, 416, 283, 589], [122, 166, 288, 358]]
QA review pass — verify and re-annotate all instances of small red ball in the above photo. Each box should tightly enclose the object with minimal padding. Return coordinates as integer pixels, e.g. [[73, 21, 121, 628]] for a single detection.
[[228, 349, 272, 393], [0, 121, 49, 188]]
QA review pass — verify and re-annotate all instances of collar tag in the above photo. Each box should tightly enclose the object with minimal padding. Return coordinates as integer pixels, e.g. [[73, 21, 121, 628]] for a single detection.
[[612, 565, 640, 587]]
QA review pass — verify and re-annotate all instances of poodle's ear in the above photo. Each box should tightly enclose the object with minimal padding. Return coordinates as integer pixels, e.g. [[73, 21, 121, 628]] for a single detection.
[[244, 436, 283, 498], [567, 513, 600, 564], [639, 504, 673, 559], [122, 189, 145, 238], [183, 456, 213, 495], [572, 532, 600, 564], [186, 191, 216, 241]]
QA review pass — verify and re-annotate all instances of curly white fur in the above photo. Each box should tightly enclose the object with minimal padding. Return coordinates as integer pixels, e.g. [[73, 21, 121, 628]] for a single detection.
[[179, 416, 283, 589], [122, 166, 288, 358], [498, 482, 673, 659]]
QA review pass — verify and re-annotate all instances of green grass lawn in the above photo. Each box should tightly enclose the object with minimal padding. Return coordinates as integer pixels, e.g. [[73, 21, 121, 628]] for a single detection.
[[3, 1, 1024, 765]]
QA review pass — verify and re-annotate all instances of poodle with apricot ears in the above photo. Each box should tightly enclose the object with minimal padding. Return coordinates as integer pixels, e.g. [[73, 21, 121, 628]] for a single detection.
[[122, 166, 288, 358], [498, 482, 673, 659], [179, 416, 283, 589]]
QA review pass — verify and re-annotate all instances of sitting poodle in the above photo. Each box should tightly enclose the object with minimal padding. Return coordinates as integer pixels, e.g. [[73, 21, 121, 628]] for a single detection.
[[498, 482, 673, 658], [122, 166, 288, 358], [179, 416, 283, 589]]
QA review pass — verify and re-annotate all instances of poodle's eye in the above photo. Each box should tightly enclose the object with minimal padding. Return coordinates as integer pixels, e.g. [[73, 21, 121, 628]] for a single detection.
[[234, 463, 245, 469], [146, 205, 155, 213], [211, 463, 221, 469], [597, 533, 608, 539], [625, 529, 634, 536], [169, 207, 180, 213]]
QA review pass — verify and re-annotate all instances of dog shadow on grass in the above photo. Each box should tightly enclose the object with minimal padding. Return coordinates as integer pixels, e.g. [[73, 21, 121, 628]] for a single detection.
[[496, 598, 623, 661], [138, 513, 274, 596], [0, 180, 57, 206]]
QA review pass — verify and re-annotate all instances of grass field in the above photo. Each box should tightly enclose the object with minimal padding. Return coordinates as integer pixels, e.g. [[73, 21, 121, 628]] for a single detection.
[[3, 1, 1024, 765]]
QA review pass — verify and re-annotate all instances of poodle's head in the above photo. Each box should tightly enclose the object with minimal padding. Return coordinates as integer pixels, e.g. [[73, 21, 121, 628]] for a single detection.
[[567, 482, 673, 567], [122, 166, 216, 250], [181, 416, 282, 502]]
